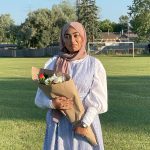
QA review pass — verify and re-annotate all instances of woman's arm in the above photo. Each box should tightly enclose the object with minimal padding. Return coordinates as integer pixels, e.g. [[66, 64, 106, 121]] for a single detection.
[[34, 56, 57, 109], [34, 56, 74, 110], [35, 88, 55, 109], [82, 59, 108, 126]]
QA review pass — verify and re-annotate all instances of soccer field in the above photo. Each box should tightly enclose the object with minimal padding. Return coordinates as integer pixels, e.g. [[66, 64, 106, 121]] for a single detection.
[[0, 56, 150, 150]]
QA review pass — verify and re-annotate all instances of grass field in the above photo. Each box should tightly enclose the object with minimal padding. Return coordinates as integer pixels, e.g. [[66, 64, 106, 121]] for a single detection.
[[0, 56, 150, 150]]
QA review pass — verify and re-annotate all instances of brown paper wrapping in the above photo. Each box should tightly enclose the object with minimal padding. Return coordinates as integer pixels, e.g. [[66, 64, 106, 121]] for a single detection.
[[32, 67, 98, 146]]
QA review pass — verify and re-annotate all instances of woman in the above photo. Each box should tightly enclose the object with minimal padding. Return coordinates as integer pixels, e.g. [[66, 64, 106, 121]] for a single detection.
[[35, 22, 108, 150]]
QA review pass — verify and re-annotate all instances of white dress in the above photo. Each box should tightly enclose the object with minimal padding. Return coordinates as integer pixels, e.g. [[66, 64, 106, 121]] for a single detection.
[[35, 55, 108, 150]]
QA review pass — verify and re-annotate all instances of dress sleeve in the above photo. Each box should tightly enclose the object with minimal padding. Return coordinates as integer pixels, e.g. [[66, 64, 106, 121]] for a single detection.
[[34, 56, 58, 109], [35, 88, 55, 109], [82, 59, 108, 126]]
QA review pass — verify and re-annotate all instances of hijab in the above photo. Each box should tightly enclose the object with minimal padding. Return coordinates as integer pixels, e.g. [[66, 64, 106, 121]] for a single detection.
[[55, 22, 87, 73]]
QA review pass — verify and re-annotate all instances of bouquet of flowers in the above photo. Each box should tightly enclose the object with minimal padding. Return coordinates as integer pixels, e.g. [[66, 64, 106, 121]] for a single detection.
[[32, 67, 97, 146], [38, 73, 66, 85]]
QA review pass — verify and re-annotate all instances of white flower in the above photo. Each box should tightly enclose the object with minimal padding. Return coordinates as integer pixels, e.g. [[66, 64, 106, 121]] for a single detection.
[[43, 73, 67, 85], [45, 78, 51, 85], [53, 76, 63, 83]]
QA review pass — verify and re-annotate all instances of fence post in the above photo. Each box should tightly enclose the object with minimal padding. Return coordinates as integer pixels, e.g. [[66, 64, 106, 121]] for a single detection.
[[12, 50, 16, 57]]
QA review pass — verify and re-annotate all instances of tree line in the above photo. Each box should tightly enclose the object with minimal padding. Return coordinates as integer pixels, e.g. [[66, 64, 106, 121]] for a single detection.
[[0, 0, 149, 49]]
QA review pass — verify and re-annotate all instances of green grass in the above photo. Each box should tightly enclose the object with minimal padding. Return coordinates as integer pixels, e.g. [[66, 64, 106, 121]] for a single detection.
[[0, 56, 150, 150], [97, 56, 150, 150]]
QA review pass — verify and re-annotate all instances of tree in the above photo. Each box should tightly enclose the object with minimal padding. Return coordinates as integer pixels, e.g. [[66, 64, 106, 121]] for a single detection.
[[50, 0, 76, 43], [17, 1, 76, 48], [17, 9, 52, 48], [111, 22, 122, 32], [119, 15, 129, 32], [128, 0, 150, 42], [8, 25, 19, 44], [77, 0, 100, 42], [0, 14, 14, 43], [99, 19, 113, 32], [98, 19, 123, 33]]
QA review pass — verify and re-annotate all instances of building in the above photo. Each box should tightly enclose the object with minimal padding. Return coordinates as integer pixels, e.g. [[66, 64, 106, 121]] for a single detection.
[[98, 32, 138, 43]]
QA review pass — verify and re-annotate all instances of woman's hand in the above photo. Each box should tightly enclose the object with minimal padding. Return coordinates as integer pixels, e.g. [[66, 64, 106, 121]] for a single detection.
[[74, 125, 88, 137], [52, 96, 73, 110]]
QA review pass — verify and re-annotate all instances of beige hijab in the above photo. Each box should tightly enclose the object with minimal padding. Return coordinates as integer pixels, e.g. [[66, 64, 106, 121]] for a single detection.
[[55, 22, 87, 73]]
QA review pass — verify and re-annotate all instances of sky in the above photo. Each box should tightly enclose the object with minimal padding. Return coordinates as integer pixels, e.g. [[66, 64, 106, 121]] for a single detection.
[[0, 0, 133, 25]]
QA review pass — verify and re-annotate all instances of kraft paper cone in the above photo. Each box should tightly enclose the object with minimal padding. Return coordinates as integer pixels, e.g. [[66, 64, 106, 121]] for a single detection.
[[48, 80, 84, 123], [32, 67, 98, 145], [32, 67, 40, 80], [86, 127, 97, 146]]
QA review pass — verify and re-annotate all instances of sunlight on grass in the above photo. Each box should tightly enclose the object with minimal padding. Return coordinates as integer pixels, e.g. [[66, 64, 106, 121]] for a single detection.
[[96, 56, 150, 76], [0, 120, 45, 150]]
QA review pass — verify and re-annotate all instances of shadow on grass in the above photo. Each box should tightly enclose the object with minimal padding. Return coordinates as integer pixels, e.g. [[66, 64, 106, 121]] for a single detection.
[[0, 77, 46, 121], [0, 77, 150, 132], [100, 75, 150, 134]]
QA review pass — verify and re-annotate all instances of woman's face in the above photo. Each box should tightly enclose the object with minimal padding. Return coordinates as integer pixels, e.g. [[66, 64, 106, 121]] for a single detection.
[[64, 26, 83, 53]]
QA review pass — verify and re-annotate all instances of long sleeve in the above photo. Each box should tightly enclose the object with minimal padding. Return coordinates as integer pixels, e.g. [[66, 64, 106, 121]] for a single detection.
[[82, 59, 108, 126], [35, 88, 55, 109], [34, 56, 58, 109]]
